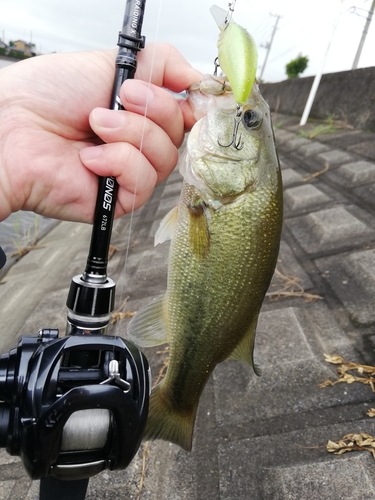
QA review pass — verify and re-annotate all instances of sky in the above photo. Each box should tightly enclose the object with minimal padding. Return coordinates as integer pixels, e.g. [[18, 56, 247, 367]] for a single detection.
[[0, 0, 374, 82]]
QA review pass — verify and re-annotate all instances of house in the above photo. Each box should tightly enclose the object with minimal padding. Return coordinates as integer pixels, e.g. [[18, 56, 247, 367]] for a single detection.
[[0, 39, 7, 49], [11, 40, 36, 57]]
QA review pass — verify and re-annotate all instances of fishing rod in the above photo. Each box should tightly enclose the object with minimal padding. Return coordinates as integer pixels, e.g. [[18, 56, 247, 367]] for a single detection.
[[67, 0, 147, 336], [0, 1, 150, 499]]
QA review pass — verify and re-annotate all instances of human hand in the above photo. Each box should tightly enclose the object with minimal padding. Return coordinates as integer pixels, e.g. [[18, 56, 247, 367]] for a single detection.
[[0, 43, 201, 223]]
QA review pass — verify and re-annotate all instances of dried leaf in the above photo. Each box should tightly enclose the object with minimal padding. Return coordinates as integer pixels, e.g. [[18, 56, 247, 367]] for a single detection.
[[108, 245, 117, 260], [319, 354, 375, 392], [319, 380, 335, 389], [326, 440, 342, 451], [153, 345, 169, 388], [266, 268, 323, 302], [110, 296, 137, 324], [367, 408, 375, 418], [10, 244, 42, 258], [136, 441, 150, 500], [323, 354, 344, 365], [111, 311, 136, 324], [326, 433, 375, 459], [302, 163, 329, 182]]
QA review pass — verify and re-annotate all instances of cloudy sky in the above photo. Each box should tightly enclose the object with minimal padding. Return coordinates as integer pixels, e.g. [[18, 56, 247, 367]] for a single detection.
[[0, 0, 374, 82]]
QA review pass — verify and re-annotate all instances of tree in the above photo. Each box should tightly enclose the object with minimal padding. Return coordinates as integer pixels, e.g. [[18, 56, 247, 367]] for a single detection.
[[286, 55, 309, 79]]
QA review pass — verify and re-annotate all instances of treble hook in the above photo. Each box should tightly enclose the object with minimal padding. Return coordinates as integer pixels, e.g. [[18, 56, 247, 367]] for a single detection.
[[218, 105, 244, 150], [213, 57, 220, 76]]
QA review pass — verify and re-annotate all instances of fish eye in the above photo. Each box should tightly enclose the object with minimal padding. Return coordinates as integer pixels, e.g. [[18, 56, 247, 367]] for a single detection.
[[242, 109, 262, 130]]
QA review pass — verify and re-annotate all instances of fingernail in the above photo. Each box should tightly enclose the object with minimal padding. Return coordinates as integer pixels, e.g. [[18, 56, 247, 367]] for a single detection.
[[80, 145, 103, 162], [91, 108, 125, 128], [123, 80, 154, 107]]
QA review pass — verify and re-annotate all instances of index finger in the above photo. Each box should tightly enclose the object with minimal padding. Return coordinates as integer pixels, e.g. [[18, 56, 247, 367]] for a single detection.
[[136, 42, 202, 92], [120, 80, 187, 148], [135, 43, 202, 131]]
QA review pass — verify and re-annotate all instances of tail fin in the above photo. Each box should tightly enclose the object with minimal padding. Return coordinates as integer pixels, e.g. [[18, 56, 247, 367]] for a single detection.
[[143, 384, 197, 451]]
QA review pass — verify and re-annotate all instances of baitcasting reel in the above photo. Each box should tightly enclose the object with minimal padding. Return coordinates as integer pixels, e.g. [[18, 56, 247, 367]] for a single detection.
[[0, 329, 150, 480]]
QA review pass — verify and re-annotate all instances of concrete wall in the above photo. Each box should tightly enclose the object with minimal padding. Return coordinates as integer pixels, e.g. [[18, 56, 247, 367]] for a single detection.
[[260, 66, 375, 132]]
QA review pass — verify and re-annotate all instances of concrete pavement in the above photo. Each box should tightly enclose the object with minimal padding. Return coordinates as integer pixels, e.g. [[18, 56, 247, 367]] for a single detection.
[[1, 114, 375, 499]]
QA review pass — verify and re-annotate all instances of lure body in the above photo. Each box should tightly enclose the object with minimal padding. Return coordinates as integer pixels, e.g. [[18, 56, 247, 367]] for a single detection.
[[212, 5, 258, 106]]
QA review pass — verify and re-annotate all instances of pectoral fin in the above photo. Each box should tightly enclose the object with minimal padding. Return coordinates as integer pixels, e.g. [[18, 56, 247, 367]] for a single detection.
[[188, 200, 210, 259], [127, 294, 169, 348], [228, 315, 262, 376], [154, 206, 179, 246]]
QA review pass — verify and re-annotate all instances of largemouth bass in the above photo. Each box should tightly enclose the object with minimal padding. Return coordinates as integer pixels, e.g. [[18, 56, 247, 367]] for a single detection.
[[128, 21, 282, 452]]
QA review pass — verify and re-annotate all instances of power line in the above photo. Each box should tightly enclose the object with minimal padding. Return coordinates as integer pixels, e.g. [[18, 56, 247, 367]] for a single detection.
[[267, 20, 334, 64], [252, 15, 273, 38], [255, 24, 274, 44]]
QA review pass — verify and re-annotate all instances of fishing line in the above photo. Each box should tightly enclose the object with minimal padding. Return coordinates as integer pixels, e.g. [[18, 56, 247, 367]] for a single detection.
[[114, 0, 164, 335], [225, 0, 237, 24]]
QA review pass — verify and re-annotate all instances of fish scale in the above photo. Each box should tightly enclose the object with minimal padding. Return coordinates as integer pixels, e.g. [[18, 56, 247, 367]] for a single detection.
[[167, 184, 280, 363]]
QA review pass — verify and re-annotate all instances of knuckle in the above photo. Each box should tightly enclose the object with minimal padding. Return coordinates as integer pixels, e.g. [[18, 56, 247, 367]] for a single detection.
[[140, 116, 154, 143]]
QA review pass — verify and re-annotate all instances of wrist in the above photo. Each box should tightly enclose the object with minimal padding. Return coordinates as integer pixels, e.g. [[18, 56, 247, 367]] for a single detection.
[[0, 151, 14, 222], [0, 94, 20, 221]]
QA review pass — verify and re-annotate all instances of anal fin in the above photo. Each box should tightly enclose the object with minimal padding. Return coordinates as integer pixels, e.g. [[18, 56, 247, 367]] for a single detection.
[[144, 384, 196, 451], [228, 315, 261, 376]]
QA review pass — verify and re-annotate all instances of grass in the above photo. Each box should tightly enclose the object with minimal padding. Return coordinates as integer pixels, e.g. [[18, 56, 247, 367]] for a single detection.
[[299, 115, 337, 139], [10, 213, 41, 258]]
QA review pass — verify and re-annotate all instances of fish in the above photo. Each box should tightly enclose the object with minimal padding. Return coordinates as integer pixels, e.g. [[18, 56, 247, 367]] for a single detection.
[[127, 19, 283, 453]]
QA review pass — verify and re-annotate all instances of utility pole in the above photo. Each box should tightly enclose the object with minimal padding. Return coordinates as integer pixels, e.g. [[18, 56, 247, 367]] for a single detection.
[[352, 0, 375, 69], [300, 1, 344, 126], [259, 13, 281, 81]]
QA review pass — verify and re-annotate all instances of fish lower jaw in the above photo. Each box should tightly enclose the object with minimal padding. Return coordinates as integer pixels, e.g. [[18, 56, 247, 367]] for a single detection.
[[203, 152, 257, 163], [203, 152, 242, 162]]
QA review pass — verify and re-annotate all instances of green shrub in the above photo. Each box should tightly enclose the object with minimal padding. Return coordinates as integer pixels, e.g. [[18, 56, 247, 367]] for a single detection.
[[286, 55, 309, 79]]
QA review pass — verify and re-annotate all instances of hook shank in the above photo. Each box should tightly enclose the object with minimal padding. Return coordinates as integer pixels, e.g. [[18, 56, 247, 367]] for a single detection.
[[218, 105, 244, 151]]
